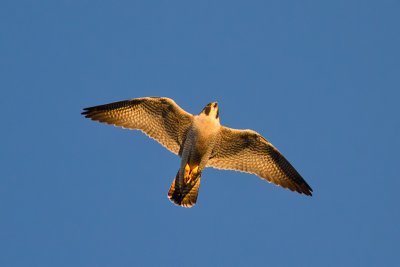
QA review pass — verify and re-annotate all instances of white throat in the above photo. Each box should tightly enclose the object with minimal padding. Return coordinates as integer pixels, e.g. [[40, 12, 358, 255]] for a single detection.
[[193, 113, 221, 135]]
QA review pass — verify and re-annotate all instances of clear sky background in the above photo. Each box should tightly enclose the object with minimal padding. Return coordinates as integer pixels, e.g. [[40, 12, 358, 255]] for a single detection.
[[1, 1, 399, 266]]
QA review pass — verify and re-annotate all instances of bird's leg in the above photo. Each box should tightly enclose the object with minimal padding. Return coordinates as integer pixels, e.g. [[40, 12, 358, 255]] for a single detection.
[[184, 164, 190, 182], [184, 164, 199, 183]]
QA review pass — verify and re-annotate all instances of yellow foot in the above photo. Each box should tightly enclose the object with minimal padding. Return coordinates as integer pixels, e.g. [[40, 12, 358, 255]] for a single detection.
[[184, 164, 191, 179], [191, 166, 199, 176], [184, 164, 199, 183]]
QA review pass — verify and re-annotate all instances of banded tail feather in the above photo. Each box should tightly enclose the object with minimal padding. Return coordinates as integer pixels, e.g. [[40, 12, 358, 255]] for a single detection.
[[168, 171, 201, 208]]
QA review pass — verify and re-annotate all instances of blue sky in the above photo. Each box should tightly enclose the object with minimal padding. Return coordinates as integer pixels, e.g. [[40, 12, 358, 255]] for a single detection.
[[1, 1, 399, 266]]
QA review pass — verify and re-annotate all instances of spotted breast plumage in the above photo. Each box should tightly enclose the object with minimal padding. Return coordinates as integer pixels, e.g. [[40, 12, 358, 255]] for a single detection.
[[82, 97, 312, 208]]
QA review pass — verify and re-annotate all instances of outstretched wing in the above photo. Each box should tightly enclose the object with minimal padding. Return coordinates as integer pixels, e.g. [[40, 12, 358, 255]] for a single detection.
[[207, 127, 313, 195], [82, 97, 193, 155]]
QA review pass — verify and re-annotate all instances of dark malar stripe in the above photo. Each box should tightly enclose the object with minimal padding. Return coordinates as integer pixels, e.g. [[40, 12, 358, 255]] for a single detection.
[[204, 106, 211, 115]]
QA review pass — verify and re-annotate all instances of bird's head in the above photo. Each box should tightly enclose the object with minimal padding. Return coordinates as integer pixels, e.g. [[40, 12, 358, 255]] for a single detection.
[[200, 102, 219, 120]]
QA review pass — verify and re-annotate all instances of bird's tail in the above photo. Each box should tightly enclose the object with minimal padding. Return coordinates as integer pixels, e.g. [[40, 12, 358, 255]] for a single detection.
[[168, 164, 201, 208]]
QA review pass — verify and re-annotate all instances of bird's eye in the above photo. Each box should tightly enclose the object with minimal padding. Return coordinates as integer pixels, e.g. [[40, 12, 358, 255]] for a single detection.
[[216, 109, 219, 119]]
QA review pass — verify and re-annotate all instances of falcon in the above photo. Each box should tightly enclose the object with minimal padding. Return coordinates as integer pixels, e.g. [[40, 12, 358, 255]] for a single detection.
[[82, 97, 312, 207]]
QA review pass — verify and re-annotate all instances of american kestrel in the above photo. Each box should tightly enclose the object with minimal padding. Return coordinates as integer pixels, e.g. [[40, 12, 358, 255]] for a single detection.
[[82, 97, 312, 207]]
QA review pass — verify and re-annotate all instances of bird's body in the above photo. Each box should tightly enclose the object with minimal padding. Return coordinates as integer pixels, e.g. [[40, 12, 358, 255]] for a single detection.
[[82, 97, 312, 207], [169, 104, 221, 206]]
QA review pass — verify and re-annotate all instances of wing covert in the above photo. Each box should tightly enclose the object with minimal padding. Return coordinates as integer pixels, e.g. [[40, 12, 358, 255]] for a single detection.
[[207, 127, 313, 195], [81, 97, 193, 155]]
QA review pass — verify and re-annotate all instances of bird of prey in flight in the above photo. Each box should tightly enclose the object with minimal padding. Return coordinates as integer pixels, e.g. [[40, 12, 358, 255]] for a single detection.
[[82, 97, 312, 208]]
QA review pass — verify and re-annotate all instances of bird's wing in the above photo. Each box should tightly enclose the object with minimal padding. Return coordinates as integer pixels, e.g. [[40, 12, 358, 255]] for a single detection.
[[207, 127, 313, 195], [82, 97, 193, 155]]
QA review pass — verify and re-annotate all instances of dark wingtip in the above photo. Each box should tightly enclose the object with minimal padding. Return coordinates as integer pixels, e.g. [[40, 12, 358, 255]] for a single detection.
[[81, 106, 97, 117], [303, 186, 313, 196]]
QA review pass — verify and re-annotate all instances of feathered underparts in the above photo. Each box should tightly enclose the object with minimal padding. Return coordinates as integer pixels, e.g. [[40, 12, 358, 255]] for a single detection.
[[82, 97, 313, 208]]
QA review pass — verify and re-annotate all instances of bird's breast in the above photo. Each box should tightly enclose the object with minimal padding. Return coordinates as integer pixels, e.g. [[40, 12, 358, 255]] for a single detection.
[[185, 116, 221, 162], [191, 115, 220, 139]]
